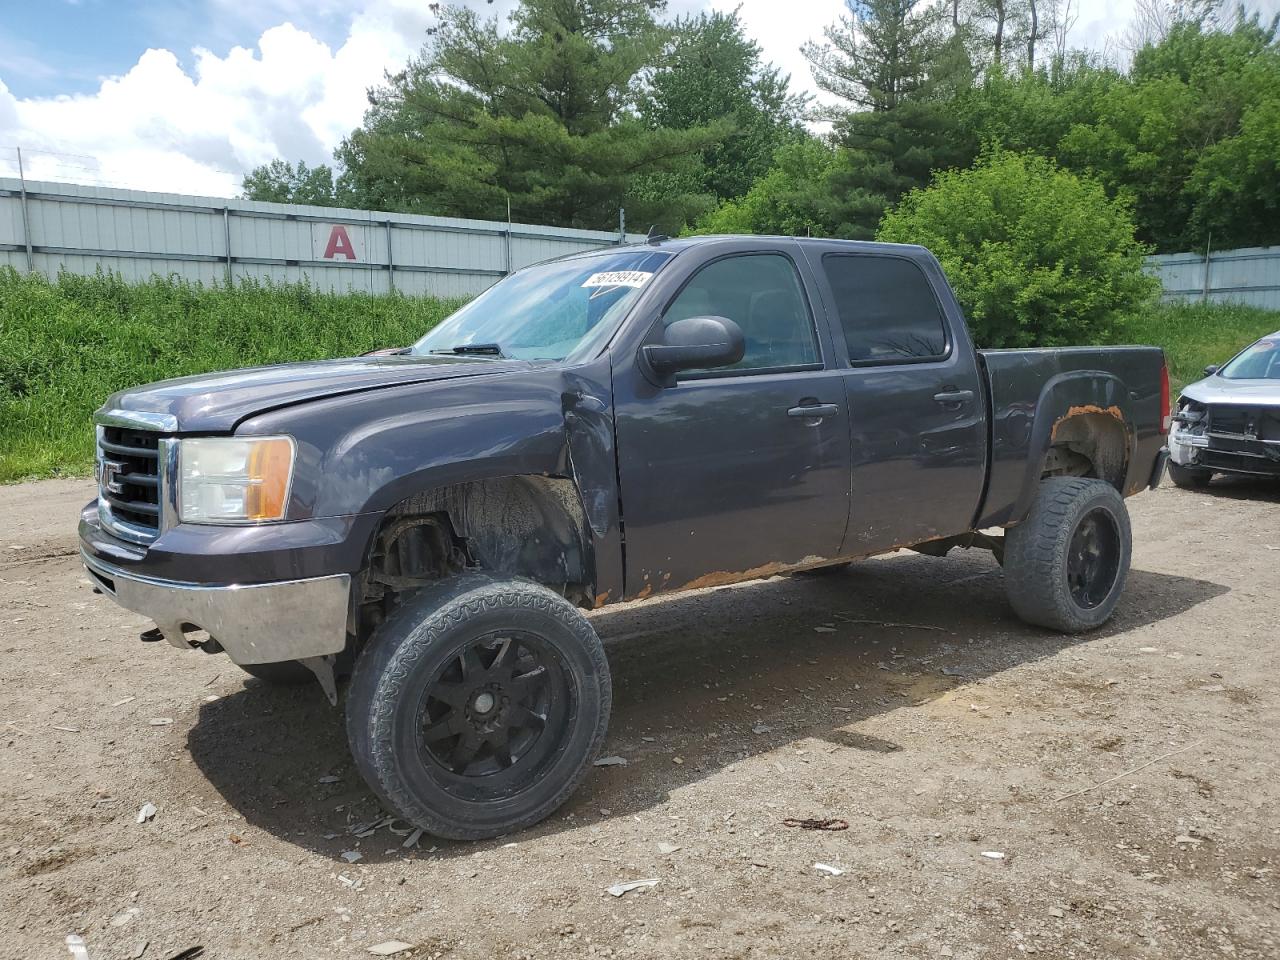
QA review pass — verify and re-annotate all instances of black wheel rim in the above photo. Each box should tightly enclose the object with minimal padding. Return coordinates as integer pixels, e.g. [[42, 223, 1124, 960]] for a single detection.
[[1066, 507, 1122, 609], [415, 631, 573, 801]]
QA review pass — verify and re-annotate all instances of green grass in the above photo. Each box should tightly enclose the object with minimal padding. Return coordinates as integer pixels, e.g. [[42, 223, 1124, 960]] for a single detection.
[[1109, 300, 1280, 392], [0, 269, 460, 482]]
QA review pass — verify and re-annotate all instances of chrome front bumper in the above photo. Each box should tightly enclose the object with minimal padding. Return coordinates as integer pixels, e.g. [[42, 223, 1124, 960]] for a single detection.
[[82, 551, 350, 665]]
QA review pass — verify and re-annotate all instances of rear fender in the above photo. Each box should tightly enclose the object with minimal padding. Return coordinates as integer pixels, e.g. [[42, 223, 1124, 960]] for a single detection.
[[1005, 370, 1137, 526]]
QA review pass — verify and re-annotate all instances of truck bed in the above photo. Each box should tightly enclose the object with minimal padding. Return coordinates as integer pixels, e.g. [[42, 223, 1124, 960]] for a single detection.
[[976, 346, 1168, 528]]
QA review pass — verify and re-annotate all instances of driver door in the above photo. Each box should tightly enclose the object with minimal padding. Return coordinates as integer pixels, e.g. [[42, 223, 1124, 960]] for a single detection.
[[611, 247, 851, 598]]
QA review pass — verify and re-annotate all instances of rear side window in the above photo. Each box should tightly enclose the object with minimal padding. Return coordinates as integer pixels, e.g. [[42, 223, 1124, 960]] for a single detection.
[[821, 254, 949, 363]]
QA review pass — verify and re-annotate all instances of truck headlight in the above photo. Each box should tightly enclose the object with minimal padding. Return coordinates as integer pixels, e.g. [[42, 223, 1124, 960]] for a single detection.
[[178, 437, 296, 524]]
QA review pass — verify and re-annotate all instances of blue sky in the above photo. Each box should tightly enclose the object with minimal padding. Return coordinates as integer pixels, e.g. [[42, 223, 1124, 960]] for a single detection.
[[2, 0, 1274, 197], [0, 1, 354, 98]]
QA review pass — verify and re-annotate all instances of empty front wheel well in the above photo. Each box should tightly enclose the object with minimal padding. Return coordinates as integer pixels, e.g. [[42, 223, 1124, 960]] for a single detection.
[[356, 475, 595, 642]]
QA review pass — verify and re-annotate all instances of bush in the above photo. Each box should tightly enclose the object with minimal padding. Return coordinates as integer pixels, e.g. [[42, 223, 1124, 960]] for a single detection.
[[0, 270, 460, 482], [878, 151, 1159, 348]]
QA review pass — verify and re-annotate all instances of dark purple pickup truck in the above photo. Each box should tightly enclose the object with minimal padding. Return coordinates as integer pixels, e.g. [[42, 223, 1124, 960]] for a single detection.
[[80, 236, 1170, 838]]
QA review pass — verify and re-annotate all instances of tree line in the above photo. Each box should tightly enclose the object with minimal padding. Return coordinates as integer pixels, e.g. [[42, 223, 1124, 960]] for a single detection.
[[243, 0, 1280, 255]]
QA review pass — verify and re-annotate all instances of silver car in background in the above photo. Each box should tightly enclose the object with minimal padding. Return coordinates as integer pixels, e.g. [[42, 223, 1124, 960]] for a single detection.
[[1169, 330, 1280, 488]]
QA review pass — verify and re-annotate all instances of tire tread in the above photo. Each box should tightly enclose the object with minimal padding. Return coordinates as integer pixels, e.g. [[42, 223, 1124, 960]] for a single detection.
[[1004, 477, 1131, 633], [346, 573, 610, 841]]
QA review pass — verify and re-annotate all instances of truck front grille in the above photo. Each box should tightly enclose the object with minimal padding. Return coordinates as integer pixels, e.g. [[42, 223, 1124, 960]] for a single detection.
[[97, 425, 163, 541]]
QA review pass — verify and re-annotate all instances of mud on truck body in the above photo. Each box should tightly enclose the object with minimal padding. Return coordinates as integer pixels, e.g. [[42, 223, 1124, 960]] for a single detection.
[[81, 236, 1171, 839]]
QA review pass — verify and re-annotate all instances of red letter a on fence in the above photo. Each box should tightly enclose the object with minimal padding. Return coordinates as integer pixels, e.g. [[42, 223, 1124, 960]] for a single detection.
[[323, 225, 357, 260]]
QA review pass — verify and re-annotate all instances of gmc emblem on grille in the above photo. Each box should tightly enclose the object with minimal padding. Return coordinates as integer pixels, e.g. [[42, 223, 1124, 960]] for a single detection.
[[98, 458, 128, 495]]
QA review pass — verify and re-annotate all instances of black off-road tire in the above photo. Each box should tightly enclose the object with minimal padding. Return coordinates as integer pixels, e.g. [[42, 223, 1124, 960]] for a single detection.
[[345, 573, 611, 840], [1004, 477, 1132, 633], [1168, 462, 1213, 489], [238, 660, 314, 685]]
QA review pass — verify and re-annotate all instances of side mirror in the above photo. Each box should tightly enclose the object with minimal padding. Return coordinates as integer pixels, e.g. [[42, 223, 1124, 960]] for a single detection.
[[1203, 364, 1219, 376], [641, 316, 745, 386]]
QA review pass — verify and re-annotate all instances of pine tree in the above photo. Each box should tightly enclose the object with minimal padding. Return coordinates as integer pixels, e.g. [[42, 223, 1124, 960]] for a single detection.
[[640, 10, 807, 202], [803, 0, 953, 113], [336, 0, 721, 229]]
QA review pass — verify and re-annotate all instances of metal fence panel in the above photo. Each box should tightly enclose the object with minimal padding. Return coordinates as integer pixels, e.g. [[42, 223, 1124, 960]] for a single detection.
[[0, 177, 645, 296], [1147, 246, 1280, 310], [16, 176, 1271, 311]]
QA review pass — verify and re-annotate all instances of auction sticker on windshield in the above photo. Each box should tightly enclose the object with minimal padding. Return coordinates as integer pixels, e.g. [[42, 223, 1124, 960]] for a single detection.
[[582, 271, 653, 288]]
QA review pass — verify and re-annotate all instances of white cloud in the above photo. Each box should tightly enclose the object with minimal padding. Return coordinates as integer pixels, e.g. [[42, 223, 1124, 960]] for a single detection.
[[0, 1, 433, 196], [5, 0, 1276, 198]]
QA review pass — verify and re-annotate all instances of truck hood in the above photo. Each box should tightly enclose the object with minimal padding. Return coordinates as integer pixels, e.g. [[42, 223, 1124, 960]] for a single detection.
[[1180, 375, 1280, 407], [100, 355, 535, 433]]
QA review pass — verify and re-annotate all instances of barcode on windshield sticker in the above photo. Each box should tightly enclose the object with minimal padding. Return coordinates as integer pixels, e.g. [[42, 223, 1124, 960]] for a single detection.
[[582, 271, 653, 289]]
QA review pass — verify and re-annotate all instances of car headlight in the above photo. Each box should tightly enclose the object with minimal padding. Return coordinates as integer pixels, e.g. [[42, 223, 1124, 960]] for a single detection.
[[178, 436, 296, 524]]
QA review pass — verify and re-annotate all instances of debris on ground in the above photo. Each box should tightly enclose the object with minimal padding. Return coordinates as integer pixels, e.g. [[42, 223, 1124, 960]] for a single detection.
[[366, 941, 414, 956], [783, 818, 849, 831], [112, 696, 136, 706], [606, 878, 659, 897], [751, 723, 773, 734], [657, 842, 681, 855], [593, 755, 628, 767], [111, 907, 141, 927], [813, 863, 845, 876], [813, 626, 837, 634], [981, 851, 1006, 860], [135, 803, 157, 824], [402, 829, 423, 850], [340, 850, 363, 863], [147, 718, 173, 726], [317, 775, 340, 784]]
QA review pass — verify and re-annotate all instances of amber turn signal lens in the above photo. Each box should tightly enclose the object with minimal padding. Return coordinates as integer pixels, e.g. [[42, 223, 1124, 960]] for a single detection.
[[245, 437, 295, 521]]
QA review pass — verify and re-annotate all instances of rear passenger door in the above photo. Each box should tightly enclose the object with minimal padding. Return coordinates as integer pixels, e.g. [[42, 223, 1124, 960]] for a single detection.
[[809, 250, 987, 554]]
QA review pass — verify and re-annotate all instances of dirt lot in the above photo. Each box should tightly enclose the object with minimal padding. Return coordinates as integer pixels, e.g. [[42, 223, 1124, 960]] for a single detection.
[[1, 477, 1277, 960]]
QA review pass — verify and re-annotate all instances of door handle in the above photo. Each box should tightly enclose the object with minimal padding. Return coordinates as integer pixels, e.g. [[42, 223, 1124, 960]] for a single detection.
[[787, 403, 840, 419], [932, 389, 975, 405]]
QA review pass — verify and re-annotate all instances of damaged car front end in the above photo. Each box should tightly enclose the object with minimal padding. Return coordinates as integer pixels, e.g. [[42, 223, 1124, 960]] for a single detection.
[[1169, 331, 1280, 486]]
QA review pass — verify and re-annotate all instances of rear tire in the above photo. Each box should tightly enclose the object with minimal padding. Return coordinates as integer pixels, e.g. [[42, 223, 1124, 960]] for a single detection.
[[1168, 462, 1212, 489], [1004, 478, 1132, 633], [346, 573, 611, 840]]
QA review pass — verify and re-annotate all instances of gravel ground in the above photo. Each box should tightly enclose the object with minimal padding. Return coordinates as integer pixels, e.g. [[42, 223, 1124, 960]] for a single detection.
[[1, 477, 1277, 960]]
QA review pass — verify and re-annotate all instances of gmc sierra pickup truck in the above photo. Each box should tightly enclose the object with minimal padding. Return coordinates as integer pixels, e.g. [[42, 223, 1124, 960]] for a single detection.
[[80, 236, 1170, 839]]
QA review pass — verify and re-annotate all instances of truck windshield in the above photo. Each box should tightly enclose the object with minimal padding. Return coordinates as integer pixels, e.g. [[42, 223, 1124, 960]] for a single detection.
[[411, 249, 672, 362], [1220, 335, 1280, 380]]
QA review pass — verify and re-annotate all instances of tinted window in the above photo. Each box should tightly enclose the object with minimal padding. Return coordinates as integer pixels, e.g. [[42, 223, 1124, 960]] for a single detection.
[[663, 254, 819, 372], [822, 255, 948, 362]]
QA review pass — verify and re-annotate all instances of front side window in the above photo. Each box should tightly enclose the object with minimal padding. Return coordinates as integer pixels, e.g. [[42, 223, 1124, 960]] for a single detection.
[[412, 249, 671, 362], [662, 253, 819, 373], [1220, 335, 1280, 380], [822, 254, 949, 363]]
